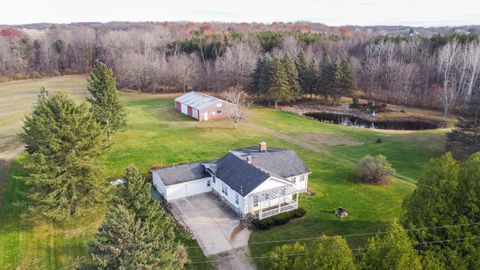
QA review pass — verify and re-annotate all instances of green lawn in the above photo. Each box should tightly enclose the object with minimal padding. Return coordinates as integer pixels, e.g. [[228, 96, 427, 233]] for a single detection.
[[0, 78, 447, 269]]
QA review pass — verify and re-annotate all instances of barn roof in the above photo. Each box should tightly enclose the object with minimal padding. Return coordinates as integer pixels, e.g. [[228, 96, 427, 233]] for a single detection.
[[151, 162, 211, 186], [174, 91, 232, 110]]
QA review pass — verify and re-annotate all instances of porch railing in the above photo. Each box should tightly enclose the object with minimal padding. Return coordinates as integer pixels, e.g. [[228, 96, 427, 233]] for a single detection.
[[259, 201, 298, 220]]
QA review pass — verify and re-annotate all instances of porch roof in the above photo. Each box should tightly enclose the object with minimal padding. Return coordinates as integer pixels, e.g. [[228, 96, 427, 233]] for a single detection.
[[250, 185, 298, 202]]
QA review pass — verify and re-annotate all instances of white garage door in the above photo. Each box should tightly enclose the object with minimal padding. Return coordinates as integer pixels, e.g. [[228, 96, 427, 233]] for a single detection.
[[166, 178, 211, 201], [181, 103, 188, 114]]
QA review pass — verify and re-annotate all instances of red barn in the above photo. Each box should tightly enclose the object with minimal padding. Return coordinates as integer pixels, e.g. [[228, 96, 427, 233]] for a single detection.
[[174, 92, 235, 121]]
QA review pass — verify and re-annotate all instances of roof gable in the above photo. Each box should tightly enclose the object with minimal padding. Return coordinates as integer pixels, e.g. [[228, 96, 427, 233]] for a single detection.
[[215, 153, 270, 196]]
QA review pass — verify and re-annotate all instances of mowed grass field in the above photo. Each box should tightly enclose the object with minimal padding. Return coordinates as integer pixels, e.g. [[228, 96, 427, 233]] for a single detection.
[[0, 76, 447, 269], [0, 75, 88, 152]]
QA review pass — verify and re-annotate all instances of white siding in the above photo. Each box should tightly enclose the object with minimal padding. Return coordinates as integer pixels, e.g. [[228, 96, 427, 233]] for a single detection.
[[289, 173, 309, 191], [152, 172, 167, 198], [211, 177, 245, 214], [181, 103, 188, 114]]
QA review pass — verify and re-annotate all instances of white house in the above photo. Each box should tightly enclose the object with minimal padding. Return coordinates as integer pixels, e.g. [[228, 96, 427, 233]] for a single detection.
[[152, 142, 311, 220]]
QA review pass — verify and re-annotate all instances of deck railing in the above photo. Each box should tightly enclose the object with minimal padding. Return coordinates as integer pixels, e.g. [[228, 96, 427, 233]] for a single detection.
[[259, 201, 298, 220]]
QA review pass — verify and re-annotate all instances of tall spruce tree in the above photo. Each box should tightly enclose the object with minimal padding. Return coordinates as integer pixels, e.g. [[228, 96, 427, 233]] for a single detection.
[[318, 58, 337, 104], [91, 205, 183, 270], [266, 58, 293, 108], [91, 165, 183, 269], [295, 51, 308, 96], [87, 62, 125, 140], [283, 53, 302, 100], [20, 91, 108, 221], [335, 59, 356, 103]]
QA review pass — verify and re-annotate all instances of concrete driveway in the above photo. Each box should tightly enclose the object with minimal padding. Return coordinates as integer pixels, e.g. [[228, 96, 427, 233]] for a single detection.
[[170, 193, 254, 269]]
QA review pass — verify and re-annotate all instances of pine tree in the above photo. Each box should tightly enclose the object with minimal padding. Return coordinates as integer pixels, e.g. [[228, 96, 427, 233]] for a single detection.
[[282, 53, 301, 100], [91, 165, 184, 269], [318, 58, 337, 104], [360, 222, 422, 270], [91, 205, 183, 270], [19, 91, 108, 221], [87, 62, 125, 140], [266, 58, 292, 108], [295, 51, 308, 96], [335, 59, 356, 104]]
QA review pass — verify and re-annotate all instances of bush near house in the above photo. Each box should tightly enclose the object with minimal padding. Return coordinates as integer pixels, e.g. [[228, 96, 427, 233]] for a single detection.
[[252, 208, 306, 230]]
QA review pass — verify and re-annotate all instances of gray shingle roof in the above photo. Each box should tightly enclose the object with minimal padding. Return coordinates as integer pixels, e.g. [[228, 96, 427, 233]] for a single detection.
[[231, 147, 310, 179], [215, 153, 270, 196], [152, 162, 210, 185], [152, 146, 310, 196]]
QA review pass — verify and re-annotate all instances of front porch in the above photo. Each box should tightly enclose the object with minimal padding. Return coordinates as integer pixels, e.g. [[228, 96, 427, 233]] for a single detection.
[[248, 185, 299, 220]]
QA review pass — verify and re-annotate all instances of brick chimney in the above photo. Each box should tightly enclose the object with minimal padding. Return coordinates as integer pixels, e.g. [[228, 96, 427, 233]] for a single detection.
[[259, 141, 267, 152], [246, 156, 253, 164]]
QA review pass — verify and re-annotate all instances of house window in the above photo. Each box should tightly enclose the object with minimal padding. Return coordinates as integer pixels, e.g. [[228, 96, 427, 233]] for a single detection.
[[292, 176, 297, 183], [217, 110, 222, 114], [253, 195, 259, 207], [222, 184, 228, 195], [235, 193, 239, 204], [207, 180, 211, 187], [300, 175, 305, 182], [213, 176, 216, 183]]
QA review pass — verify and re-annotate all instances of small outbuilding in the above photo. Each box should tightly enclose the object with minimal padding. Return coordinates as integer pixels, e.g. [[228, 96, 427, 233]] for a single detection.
[[174, 91, 235, 121]]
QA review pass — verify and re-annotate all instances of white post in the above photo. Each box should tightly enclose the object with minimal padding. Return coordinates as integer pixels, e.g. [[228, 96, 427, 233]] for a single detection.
[[296, 192, 299, 207], [259, 201, 263, 219]]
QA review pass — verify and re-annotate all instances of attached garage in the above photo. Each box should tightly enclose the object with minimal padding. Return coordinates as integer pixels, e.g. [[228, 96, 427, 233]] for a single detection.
[[152, 162, 213, 201], [174, 91, 235, 121]]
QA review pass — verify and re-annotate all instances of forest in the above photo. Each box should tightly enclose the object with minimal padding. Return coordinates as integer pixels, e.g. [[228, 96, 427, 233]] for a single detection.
[[1, 22, 480, 116]]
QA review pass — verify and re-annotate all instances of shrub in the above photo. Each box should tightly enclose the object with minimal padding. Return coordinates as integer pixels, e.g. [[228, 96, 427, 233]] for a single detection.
[[357, 154, 395, 184], [252, 207, 306, 230], [376, 138, 382, 144]]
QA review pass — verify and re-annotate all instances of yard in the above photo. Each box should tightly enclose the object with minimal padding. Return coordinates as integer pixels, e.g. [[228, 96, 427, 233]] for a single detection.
[[0, 76, 447, 269]]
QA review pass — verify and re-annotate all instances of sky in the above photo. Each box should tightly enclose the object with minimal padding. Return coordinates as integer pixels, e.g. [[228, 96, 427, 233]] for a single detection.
[[2, 0, 480, 27]]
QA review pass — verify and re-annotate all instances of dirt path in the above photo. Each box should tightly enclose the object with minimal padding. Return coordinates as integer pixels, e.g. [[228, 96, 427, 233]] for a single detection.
[[0, 146, 24, 205]]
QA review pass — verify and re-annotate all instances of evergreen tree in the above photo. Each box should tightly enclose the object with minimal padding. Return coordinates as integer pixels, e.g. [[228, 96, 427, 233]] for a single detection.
[[295, 51, 308, 96], [266, 58, 292, 108], [318, 58, 337, 104], [91, 205, 183, 270], [282, 53, 301, 100], [335, 59, 356, 103], [401, 152, 480, 269], [91, 165, 184, 269], [20, 91, 108, 221], [360, 222, 422, 270], [87, 62, 125, 140]]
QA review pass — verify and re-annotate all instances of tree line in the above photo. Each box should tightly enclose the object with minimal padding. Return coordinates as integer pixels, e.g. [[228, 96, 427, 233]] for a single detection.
[[267, 152, 480, 270], [2, 25, 480, 114]]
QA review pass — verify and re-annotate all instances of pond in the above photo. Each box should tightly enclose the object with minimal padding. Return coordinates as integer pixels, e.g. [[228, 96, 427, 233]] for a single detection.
[[304, 112, 445, 130]]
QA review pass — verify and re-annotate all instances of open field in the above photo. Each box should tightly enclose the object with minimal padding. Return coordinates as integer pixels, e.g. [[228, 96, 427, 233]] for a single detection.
[[0, 76, 447, 269], [0, 75, 88, 152]]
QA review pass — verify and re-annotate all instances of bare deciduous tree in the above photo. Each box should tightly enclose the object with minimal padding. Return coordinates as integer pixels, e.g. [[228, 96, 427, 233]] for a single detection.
[[223, 87, 251, 128]]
